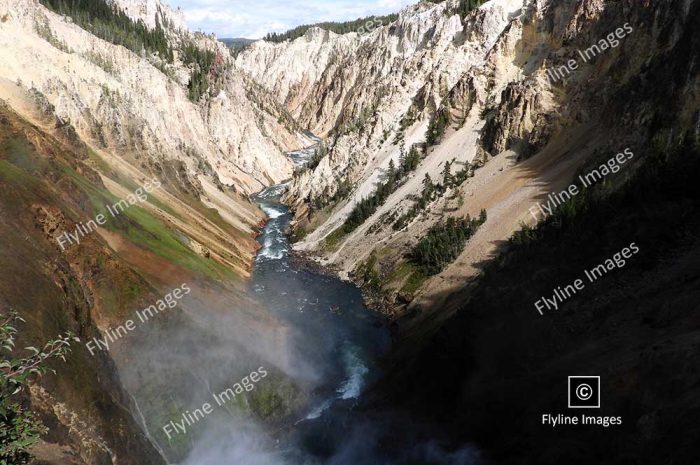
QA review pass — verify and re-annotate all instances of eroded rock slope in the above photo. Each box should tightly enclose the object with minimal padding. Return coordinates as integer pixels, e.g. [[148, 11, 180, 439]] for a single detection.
[[237, 0, 699, 318]]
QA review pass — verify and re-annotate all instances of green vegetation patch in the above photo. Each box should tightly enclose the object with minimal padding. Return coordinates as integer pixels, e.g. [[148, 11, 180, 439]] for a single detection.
[[0, 137, 46, 185], [409, 211, 487, 276], [400, 266, 428, 296], [0, 159, 34, 184], [322, 226, 346, 252], [355, 253, 382, 292], [182, 44, 216, 102], [85, 148, 112, 174], [2, 138, 42, 173], [62, 167, 235, 280], [247, 375, 301, 421], [86, 150, 181, 219], [293, 225, 308, 241], [426, 100, 451, 146]]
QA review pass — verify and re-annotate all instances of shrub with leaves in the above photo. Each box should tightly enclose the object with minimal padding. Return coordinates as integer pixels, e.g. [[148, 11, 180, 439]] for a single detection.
[[0, 312, 77, 464]]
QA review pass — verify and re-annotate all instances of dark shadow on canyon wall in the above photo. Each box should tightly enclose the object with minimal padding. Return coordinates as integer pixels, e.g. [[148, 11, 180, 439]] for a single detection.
[[363, 134, 700, 464]]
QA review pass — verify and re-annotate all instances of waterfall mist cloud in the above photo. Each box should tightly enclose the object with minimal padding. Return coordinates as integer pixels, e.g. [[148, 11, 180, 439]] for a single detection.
[[114, 280, 328, 410], [108, 280, 324, 462], [181, 420, 287, 465]]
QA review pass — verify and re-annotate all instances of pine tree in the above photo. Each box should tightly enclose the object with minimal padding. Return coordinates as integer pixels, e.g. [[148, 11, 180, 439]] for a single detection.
[[401, 146, 421, 172], [422, 173, 434, 200], [442, 160, 452, 187], [387, 159, 397, 181], [339, 144, 426, 231], [408, 213, 487, 275], [398, 142, 407, 174], [39, 0, 174, 63]]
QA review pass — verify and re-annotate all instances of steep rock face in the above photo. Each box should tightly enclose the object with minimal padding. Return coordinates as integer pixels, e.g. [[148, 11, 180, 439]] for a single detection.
[[236, 0, 537, 306], [0, 2, 316, 463], [243, 0, 520, 204], [111, 0, 187, 31], [480, 81, 553, 158], [237, 0, 698, 320], [0, 103, 168, 465], [237, 1, 519, 135], [0, 0, 299, 195], [236, 27, 357, 126]]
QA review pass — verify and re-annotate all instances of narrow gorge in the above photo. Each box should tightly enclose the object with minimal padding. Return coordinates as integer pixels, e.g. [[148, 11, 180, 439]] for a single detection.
[[0, 0, 699, 464]]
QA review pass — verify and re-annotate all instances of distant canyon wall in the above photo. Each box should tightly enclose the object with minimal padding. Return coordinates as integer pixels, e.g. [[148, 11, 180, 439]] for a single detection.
[[0, 0, 303, 196]]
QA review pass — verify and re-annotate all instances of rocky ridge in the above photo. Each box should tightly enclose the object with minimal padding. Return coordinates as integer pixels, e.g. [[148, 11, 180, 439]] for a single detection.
[[236, 0, 545, 311], [111, 0, 187, 31], [236, 0, 699, 317], [0, 0, 303, 197]]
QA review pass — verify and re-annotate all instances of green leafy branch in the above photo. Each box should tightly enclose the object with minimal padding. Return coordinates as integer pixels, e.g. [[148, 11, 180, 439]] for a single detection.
[[0, 312, 78, 464]]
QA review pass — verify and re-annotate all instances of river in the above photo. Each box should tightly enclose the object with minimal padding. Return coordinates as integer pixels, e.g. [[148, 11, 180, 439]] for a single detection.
[[246, 154, 390, 463], [252, 184, 389, 412]]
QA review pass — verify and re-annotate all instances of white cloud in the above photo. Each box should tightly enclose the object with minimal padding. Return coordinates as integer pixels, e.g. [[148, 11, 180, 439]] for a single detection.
[[167, 0, 416, 38]]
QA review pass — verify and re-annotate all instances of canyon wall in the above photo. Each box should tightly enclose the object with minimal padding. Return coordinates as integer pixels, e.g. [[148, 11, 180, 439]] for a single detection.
[[236, 0, 700, 318], [236, 1, 700, 462], [0, 1, 313, 463], [0, 0, 303, 196]]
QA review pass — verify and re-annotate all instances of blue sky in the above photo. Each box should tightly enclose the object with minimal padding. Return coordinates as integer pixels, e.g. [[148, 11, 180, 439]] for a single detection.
[[167, 0, 416, 39]]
